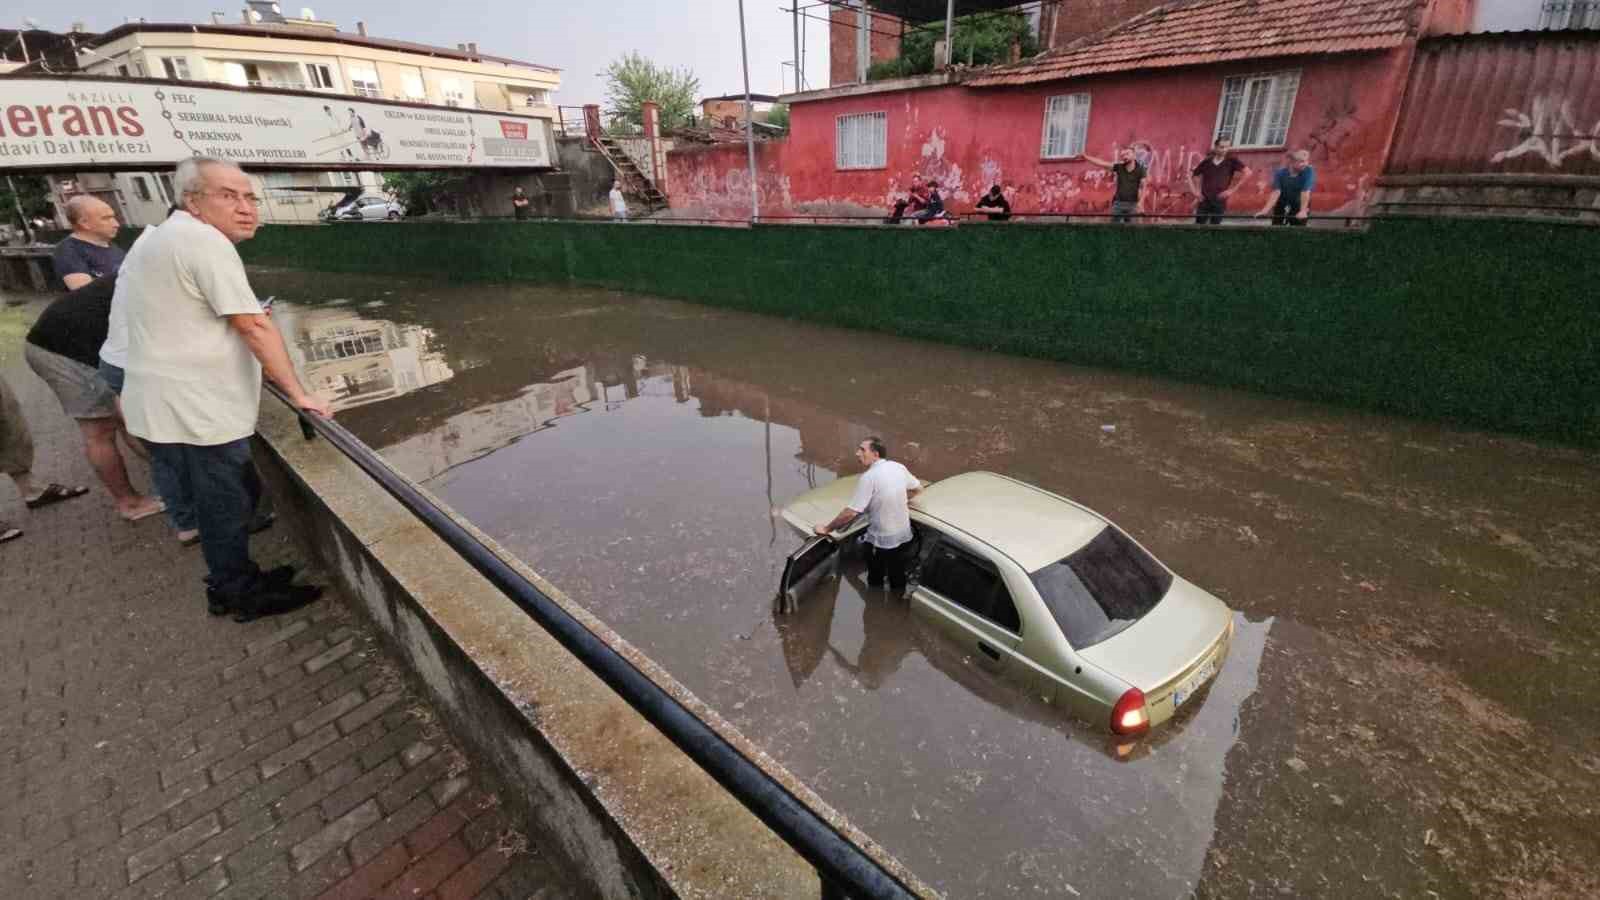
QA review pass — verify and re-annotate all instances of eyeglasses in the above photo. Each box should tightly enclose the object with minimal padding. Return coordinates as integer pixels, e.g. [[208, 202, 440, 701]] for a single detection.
[[194, 189, 262, 208]]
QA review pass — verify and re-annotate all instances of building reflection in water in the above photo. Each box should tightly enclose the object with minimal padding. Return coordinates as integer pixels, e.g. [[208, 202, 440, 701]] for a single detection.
[[279, 307, 455, 412]]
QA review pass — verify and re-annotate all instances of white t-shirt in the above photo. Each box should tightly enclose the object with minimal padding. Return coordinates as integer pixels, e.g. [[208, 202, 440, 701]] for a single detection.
[[121, 211, 264, 446], [98, 225, 159, 368], [609, 188, 627, 214], [848, 459, 921, 549]]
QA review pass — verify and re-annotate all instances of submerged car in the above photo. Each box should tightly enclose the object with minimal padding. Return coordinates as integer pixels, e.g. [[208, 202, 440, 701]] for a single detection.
[[779, 471, 1233, 735]]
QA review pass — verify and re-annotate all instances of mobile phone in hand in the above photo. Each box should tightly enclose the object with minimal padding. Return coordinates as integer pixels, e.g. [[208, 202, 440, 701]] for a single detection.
[[260, 295, 275, 312]]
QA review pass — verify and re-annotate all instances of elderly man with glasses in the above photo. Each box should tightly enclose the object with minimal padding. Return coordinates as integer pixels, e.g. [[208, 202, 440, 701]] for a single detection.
[[120, 157, 333, 622]]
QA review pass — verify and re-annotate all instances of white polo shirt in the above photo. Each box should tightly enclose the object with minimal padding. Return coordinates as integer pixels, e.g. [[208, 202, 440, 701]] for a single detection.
[[98, 225, 159, 369], [848, 459, 921, 549], [121, 211, 264, 446]]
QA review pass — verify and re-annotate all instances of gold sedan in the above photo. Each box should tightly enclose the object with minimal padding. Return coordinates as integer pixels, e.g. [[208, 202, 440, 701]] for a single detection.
[[779, 472, 1234, 735]]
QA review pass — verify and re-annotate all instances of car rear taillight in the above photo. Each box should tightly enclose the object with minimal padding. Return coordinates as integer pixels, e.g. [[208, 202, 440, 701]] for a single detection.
[[1110, 688, 1149, 736]]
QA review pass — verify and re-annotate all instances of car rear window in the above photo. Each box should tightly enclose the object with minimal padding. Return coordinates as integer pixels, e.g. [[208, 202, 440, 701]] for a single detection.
[[1029, 526, 1173, 648]]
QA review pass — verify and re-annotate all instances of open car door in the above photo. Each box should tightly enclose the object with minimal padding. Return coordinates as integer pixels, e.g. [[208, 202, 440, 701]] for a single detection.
[[775, 475, 867, 613], [775, 535, 839, 614]]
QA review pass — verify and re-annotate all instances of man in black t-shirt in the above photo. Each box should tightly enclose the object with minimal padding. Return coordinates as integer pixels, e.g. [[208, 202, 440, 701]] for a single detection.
[[23, 275, 164, 523], [51, 196, 125, 291], [1189, 138, 1252, 225], [1085, 148, 1147, 223]]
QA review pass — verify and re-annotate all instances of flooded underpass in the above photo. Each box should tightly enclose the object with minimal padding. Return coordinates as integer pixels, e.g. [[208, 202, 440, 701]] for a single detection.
[[260, 268, 1600, 899]]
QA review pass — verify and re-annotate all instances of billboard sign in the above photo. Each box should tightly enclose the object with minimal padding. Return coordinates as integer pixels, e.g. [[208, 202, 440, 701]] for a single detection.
[[0, 76, 554, 171]]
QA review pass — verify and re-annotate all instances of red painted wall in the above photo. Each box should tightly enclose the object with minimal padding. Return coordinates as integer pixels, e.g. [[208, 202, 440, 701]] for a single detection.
[[668, 49, 1413, 220]]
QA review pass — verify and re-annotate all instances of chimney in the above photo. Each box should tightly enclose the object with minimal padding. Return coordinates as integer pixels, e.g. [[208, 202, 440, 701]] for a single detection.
[[356, 20, 366, 36], [242, 8, 251, 24], [456, 43, 466, 51], [466, 41, 477, 56]]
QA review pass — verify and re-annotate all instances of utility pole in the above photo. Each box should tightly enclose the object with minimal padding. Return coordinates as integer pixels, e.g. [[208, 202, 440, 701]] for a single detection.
[[945, 0, 955, 69], [737, 0, 760, 223], [792, 1, 802, 93]]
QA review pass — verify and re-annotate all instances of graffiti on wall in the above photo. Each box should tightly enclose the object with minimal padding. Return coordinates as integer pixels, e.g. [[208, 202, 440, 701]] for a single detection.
[[1491, 94, 1600, 168]]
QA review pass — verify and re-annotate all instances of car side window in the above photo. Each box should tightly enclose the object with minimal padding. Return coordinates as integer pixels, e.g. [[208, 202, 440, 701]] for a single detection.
[[920, 542, 1020, 634]]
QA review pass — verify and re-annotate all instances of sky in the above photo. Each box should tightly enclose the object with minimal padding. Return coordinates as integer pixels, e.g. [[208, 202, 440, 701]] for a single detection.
[[9, 0, 834, 107]]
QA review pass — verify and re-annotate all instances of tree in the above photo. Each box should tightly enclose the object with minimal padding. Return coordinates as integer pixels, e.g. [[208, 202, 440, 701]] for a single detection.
[[603, 52, 700, 132], [1, 174, 53, 232], [868, 12, 1038, 81], [766, 103, 790, 130], [382, 171, 467, 217]]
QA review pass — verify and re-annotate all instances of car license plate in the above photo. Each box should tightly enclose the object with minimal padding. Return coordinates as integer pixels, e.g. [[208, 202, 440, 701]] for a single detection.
[[1173, 655, 1221, 709]]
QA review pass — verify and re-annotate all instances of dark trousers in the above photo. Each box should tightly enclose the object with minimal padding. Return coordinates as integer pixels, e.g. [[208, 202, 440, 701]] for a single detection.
[[1195, 196, 1227, 225], [1272, 198, 1306, 226], [147, 438, 262, 598], [866, 541, 912, 591]]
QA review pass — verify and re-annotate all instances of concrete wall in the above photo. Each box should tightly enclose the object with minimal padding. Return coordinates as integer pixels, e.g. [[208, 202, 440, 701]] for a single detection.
[[251, 398, 933, 899], [670, 50, 1412, 219], [557, 137, 624, 214]]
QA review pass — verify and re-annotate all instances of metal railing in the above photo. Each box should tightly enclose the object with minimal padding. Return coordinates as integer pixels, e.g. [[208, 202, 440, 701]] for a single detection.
[[266, 383, 920, 900]]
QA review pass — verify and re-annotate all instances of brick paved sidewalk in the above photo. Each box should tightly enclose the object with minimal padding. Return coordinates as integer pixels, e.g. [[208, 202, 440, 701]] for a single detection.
[[1, 301, 579, 900]]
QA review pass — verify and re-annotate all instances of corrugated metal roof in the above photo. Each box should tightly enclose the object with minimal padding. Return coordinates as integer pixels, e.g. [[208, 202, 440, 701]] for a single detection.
[[969, 0, 1422, 86], [1385, 31, 1600, 177]]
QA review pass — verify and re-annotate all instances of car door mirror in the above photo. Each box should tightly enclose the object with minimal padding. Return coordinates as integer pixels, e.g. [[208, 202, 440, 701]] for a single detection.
[[776, 535, 840, 614]]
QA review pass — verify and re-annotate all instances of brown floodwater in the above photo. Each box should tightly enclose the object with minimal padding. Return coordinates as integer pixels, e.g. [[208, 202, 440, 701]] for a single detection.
[[262, 268, 1600, 900]]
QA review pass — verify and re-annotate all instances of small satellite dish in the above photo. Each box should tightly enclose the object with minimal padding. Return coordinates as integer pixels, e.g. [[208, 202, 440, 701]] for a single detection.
[[301, 8, 316, 20]]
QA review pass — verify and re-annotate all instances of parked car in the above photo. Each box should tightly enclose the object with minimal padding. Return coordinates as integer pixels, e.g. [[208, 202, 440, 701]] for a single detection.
[[778, 471, 1234, 736], [323, 194, 405, 222]]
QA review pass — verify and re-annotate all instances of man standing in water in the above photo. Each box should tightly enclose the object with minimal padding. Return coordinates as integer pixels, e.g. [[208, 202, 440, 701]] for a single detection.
[[814, 437, 923, 594]]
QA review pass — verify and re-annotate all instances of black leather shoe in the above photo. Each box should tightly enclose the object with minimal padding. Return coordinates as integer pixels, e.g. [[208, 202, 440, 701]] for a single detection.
[[232, 583, 323, 624], [206, 566, 298, 616]]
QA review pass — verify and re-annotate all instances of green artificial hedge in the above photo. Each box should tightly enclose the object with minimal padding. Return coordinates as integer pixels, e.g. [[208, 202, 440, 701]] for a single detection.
[[240, 219, 1600, 446]]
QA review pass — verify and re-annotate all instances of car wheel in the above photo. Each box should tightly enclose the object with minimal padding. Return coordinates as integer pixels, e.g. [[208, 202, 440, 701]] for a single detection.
[[387, 210, 400, 220]]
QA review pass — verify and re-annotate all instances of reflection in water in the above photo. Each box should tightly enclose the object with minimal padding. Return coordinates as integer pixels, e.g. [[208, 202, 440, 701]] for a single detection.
[[275, 306, 454, 411], [258, 271, 1600, 899], [266, 288, 1272, 897]]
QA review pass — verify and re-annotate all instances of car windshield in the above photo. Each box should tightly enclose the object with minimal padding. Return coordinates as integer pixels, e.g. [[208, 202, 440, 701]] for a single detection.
[[1029, 526, 1173, 648]]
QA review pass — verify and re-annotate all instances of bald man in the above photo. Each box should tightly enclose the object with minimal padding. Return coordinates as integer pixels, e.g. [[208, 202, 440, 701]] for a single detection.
[[51, 196, 125, 291]]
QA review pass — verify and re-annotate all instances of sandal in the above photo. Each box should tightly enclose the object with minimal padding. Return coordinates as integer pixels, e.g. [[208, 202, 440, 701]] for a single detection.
[[24, 483, 90, 510], [0, 523, 20, 544], [120, 500, 167, 523]]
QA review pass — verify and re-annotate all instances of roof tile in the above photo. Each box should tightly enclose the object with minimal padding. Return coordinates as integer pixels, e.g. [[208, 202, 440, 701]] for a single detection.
[[969, 0, 1422, 86]]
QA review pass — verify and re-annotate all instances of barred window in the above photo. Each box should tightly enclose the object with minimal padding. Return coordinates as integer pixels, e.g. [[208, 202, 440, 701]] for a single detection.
[[1040, 93, 1090, 159], [1214, 71, 1300, 148], [835, 112, 887, 170]]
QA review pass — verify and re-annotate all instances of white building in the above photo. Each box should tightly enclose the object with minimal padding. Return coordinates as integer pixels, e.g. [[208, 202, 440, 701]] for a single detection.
[[62, 1, 560, 225]]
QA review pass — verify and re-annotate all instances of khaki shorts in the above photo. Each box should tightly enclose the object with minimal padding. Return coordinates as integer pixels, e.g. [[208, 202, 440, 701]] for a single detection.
[[0, 374, 34, 476], [24, 343, 117, 420]]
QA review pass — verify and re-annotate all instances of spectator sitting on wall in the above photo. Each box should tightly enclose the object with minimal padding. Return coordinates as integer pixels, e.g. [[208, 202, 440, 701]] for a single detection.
[[52, 196, 125, 291], [974, 185, 1011, 221], [1258, 149, 1315, 226], [1189, 138, 1251, 225], [1085, 147, 1147, 223], [886, 182, 924, 224], [913, 181, 946, 224]]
